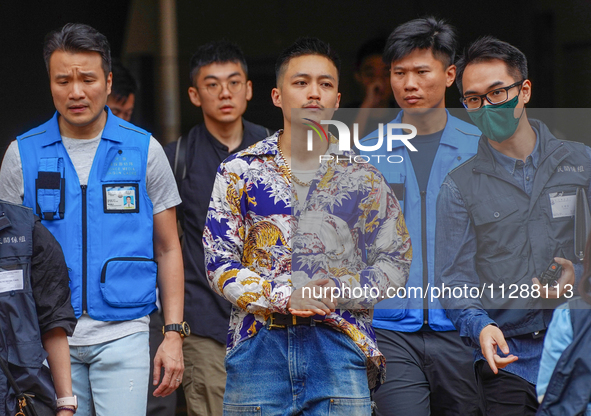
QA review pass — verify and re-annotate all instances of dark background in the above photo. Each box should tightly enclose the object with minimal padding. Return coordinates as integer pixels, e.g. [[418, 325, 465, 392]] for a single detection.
[[2, 0, 591, 154]]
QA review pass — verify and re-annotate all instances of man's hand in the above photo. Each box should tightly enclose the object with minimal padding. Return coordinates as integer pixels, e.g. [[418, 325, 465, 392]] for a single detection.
[[532, 257, 575, 298], [152, 332, 184, 397], [288, 278, 337, 317], [360, 80, 389, 108], [479, 324, 518, 374]]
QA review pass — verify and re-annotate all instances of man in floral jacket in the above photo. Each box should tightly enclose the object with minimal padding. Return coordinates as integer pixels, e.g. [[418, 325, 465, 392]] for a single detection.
[[203, 37, 411, 415]]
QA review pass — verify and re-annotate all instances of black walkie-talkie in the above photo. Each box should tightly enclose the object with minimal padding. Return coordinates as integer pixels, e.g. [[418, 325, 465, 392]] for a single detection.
[[538, 261, 562, 286]]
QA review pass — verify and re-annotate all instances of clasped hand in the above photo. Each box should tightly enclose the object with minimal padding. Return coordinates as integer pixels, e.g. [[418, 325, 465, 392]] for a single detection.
[[288, 278, 338, 317]]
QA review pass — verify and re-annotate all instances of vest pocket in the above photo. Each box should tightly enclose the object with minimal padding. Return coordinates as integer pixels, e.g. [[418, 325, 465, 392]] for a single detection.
[[472, 195, 519, 225], [100, 257, 157, 307], [472, 195, 524, 251]]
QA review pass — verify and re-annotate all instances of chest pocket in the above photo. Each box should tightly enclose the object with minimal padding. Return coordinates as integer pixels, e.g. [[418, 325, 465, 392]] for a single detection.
[[472, 195, 524, 252], [102, 147, 143, 182]]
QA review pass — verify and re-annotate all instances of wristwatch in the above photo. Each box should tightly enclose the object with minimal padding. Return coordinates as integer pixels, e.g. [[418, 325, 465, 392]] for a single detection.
[[56, 395, 78, 410], [162, 321, 191, 338]]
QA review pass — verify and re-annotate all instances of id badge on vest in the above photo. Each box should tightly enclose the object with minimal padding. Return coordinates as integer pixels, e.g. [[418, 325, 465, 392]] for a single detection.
[[102, 147, 142, 213], [549, 191, 576, 218], [103, 184, 139, 213], [0, 269, 23, 293]]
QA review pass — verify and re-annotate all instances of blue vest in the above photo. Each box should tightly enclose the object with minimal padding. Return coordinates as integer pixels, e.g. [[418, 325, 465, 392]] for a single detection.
[[360, 111, 480, 331], [17, 109, 157, 321], [0, 201, 56, 416]]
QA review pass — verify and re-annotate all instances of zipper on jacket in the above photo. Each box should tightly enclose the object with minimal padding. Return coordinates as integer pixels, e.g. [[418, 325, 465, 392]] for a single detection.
[[81, 185, 88, 313], [421, 190, 428, 326]]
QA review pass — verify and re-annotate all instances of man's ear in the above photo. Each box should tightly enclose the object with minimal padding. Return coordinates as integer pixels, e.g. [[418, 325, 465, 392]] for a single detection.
[[188, 86, 201, 107], [271, 87, 281, 108], [245, 80, 253, 102], [106, 71, 113, 96], [445, 65, 456, 88], [521, 79, 532, 104]]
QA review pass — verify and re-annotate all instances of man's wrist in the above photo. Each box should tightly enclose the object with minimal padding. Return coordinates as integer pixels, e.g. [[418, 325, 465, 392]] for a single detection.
[[162, 321, 190, 338], [56, 395, 77, 412], [163, 330, 183, 340], [473, 317, 496, 347]]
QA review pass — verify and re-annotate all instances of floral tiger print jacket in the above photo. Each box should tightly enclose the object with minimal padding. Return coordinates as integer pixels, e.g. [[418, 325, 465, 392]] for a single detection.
[[203, 131, 411, 390]]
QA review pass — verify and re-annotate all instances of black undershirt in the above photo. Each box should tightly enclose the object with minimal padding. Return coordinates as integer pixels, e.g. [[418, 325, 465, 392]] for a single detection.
[[407, 129, 444, 192]]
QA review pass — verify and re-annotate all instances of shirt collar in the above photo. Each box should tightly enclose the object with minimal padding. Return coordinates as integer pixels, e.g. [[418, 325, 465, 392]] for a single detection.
[[359, 109, 462, 149], [240, 130, 350, 157], [203, 118, 250, 152], [487, 126, 540, 175]]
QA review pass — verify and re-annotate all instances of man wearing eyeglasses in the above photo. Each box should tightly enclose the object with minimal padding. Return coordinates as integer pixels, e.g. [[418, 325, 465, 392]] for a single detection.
[[164, 40, 271, 416], [434, 36, 591, 415]]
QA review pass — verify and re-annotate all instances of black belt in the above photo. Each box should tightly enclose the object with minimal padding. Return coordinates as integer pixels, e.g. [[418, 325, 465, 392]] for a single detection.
[[268, 313, 316, 329]]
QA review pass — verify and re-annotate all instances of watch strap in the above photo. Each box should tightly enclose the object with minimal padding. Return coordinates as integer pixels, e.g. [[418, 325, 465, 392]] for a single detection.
[[163, 323, 183, 333], [163, 321, 190, 337], [56, 396, 78, 409]]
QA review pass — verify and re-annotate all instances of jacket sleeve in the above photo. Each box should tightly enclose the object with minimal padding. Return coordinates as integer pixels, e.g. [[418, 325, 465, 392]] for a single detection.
[[434, 175, 495, 348], [31, 218, 77, 336], [203, 160, 292, 315]]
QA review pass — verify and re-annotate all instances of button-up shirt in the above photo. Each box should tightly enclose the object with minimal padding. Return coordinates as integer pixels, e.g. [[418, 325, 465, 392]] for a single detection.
[[203, 132, 411, 389]]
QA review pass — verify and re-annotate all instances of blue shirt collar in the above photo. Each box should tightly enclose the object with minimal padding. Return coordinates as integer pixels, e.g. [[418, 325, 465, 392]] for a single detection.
[[360, 109, 466, 150], [487, 126, 540, 175]]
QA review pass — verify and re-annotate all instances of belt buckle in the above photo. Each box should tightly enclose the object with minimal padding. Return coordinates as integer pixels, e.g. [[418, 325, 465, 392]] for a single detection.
[[268, 314, 286, 329]]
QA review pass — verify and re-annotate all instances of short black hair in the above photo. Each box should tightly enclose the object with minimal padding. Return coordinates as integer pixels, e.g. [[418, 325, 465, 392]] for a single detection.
[[456, 36, 528, 94], [189, 40, 248, 86], [275, 37, 341, 86], [43, 23, 111, 79], [110, 59, 137, 102], [383, 16, 457, 69], [355, 37, 387, 70]]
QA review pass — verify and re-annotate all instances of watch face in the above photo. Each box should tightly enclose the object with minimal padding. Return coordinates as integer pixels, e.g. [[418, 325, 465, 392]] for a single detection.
[[182, 321, 191, 337]]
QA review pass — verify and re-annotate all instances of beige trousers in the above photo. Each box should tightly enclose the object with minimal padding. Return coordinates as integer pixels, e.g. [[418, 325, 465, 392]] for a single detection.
[[182, 334, 227, 416]]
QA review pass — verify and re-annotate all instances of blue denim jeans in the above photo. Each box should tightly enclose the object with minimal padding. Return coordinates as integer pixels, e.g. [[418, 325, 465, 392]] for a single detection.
[[70, 332, 150, 416], [223, 322, 371, 416]]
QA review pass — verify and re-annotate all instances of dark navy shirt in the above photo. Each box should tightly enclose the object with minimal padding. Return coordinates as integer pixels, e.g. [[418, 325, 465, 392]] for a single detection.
[[408, 129, 444, 192], [164, 120, 270, 344]]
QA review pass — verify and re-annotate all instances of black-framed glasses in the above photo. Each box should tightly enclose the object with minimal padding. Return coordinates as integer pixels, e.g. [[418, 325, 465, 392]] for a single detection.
[[199, 80, 246, 96], [460, 80, 524, 111]]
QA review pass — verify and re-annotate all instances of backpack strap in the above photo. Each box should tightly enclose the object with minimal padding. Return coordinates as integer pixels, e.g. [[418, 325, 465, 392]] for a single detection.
[[173, 135, 187, 184], [173, 135, 188, 227]]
